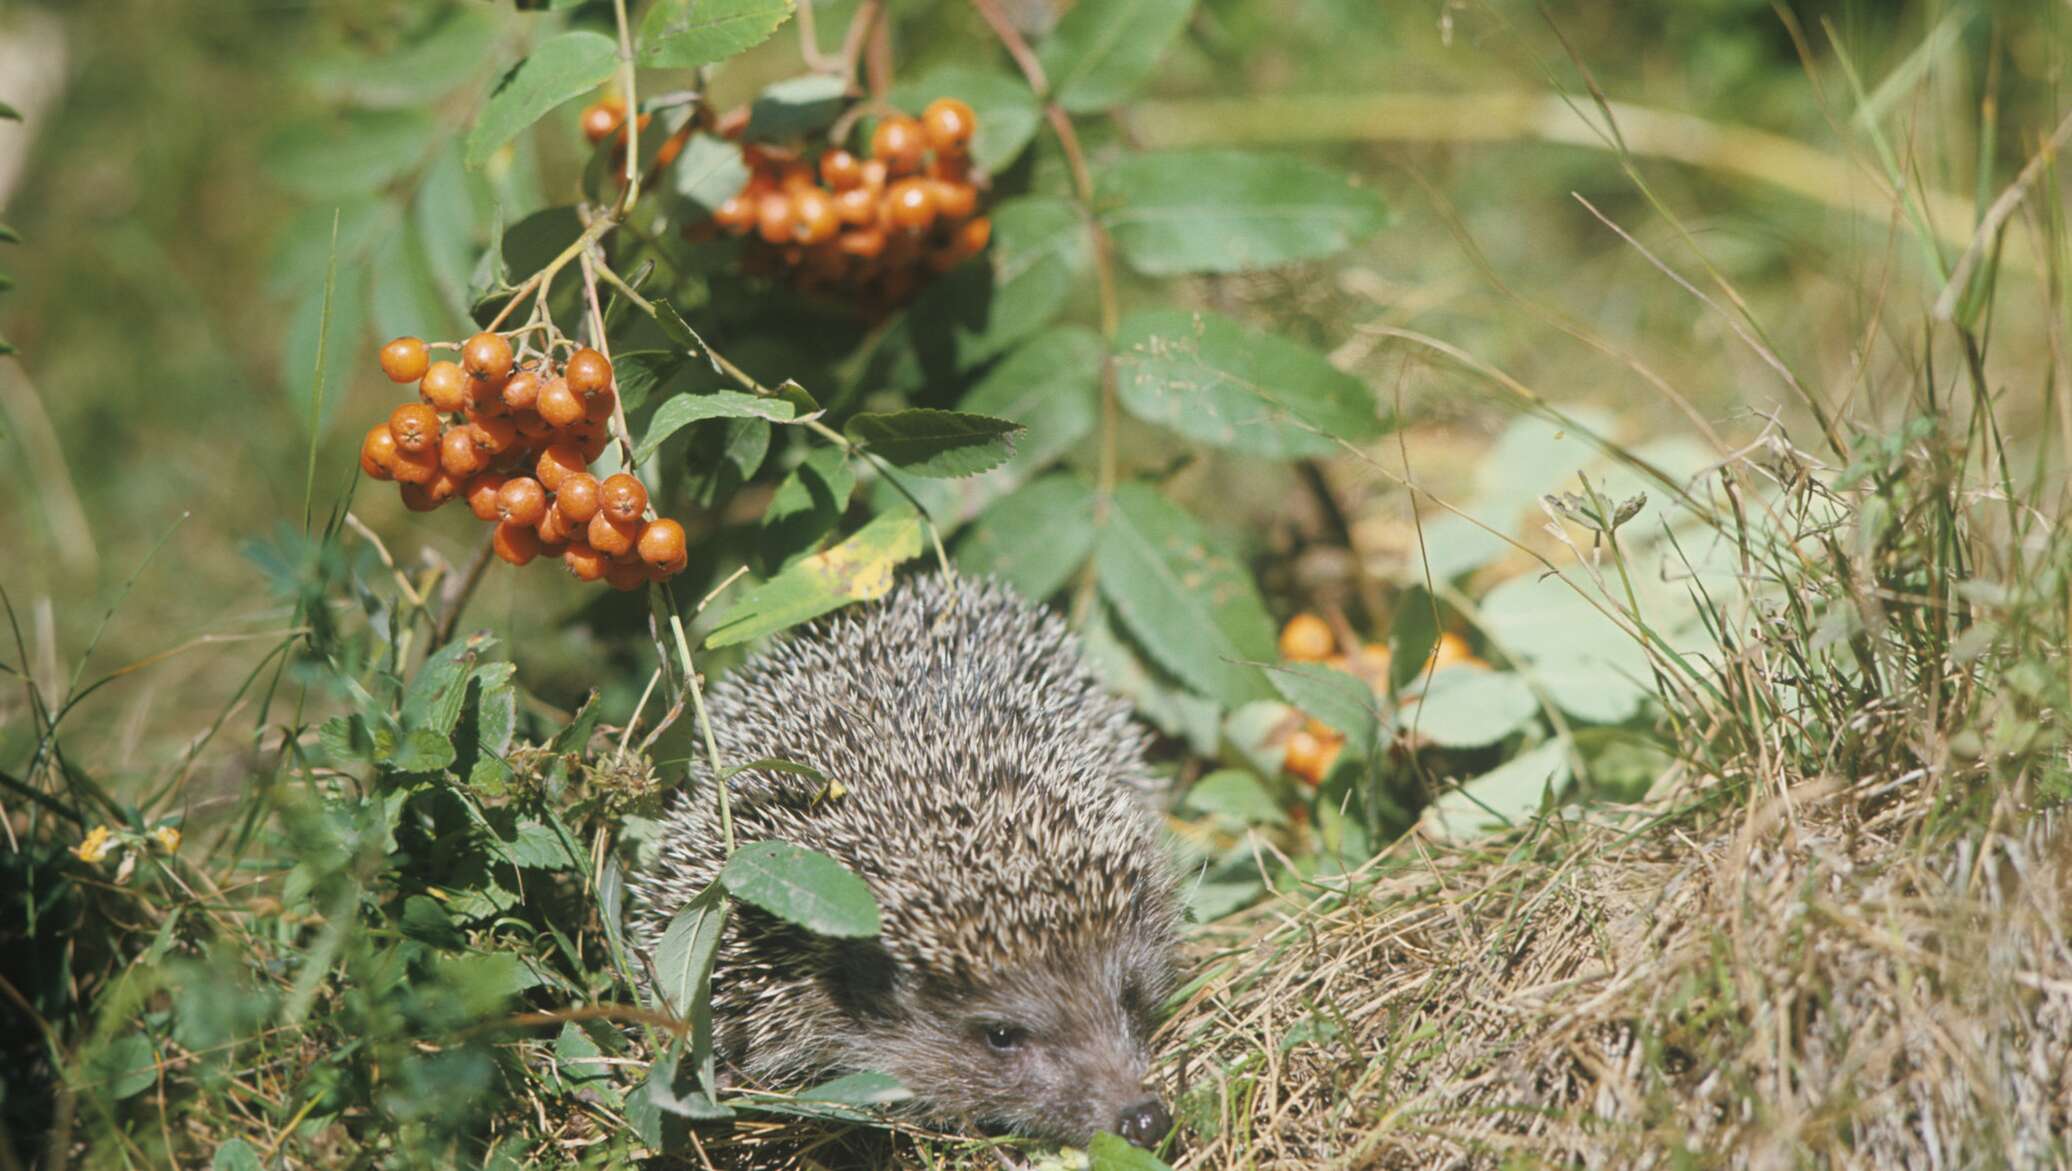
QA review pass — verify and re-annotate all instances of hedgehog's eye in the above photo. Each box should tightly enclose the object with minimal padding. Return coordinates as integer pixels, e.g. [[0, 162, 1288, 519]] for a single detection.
[[981, 1024, 1027, 1052]]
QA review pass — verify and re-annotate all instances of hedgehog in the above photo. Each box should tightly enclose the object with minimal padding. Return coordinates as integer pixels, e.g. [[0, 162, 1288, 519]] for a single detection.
[[628, 574, 1182, 1149]]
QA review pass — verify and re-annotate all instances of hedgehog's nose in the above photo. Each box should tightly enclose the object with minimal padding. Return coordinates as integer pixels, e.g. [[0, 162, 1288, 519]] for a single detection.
[[1115, 1098, 1172, 1149]]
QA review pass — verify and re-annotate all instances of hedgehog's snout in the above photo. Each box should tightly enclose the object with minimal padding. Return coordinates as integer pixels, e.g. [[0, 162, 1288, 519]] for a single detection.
[[1115, 1097, 1172, 1149]]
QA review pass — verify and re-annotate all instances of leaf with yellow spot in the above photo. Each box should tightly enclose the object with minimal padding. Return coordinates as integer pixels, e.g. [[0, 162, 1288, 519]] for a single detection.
[[704, 507, 927, 648]]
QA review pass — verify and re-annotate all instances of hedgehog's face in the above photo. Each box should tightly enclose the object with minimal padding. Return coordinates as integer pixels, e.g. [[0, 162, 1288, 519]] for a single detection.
[[851, 938, 1176, 1148]]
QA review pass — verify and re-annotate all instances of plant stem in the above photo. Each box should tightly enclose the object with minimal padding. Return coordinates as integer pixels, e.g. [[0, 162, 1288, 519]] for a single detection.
[[670, 611, 732, 853]]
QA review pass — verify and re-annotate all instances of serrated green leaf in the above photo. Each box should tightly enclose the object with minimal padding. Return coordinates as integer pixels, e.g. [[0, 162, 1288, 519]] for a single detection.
[[1038, 0, 1196, 113], [668, 133, 753, 215], [300, 8, 501, 108], [211, 1138, 262, 1171], [844, 409, 1023, 478], [871, 196, 1087, 388], [400, 894, 466, 949], [957, 473, 1095, 600], [1267, 663, 1379, 756], [506, 818, 582, 870], [466, 31, 619, 169], [638, 391, 795, 464], [1182, 768, 1286, 826], [721, 841, 880, 938], [639, 0, 794, 69], [651, 885, 727, 1020], [744, 74, 846, 143], [1418, 739, 1570, 842], [1115, 309, 1385, 457], [684, 417, 772, 507], [94, 1034, 158, 1101], [957, 326, 1101, 480], [1098, 150, 1390, 275], [1096, 484, 1276, 708], [761, 446, 856, 569], [1089, 1130, 1176, 1170], [792, 1070, 912, 1105], [1398, 669, 1538, 748], [402, 636, 486, 736], [706, 507, 926, 648], [384, 728, 456, 774], [555, 1021, 614, 1092], [889, 67, 1042, 172], [610, 350, 685, 414], [263, 109, 438, 196]]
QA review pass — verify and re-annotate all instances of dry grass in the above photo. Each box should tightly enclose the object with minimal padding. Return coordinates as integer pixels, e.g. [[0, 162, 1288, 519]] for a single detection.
[[1159, 779, 2071, 1169]]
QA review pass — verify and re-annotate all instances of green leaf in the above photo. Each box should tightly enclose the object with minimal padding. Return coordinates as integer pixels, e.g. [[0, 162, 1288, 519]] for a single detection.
[[958, 326, 1101, 480], [0, 223, 20, 244], [506, 818, 582, 870], [371, 221, 464, 344], [793, 1070, 912, 1105], [744, 74, 847, 143], [871, 195, 1087, 388], [844, 409, 1023, 478], [1096, 484, 1276, 708], [263, 109, 438, 195], [720, 841, 881, 938], [0, 101, 18, 121], [706, 507, 927, 648], [668, 133, 753, 215], [639, 0, 794, 69], [1398, 669, 1537, 748], [1182, 768, 1286, 826], [684, 417, 772, 507], [1115, 309, 1384, 458], [211, 1138, 262, 1171], [1478, 572, 1654, 724], [889, 67, 1042, 172], [402, 635, 486, 736], [761, 446, 857, 569], [300, 8, 501, 108], [610, 350, 685, 414], [1097, 150, 1390, 275], [638, 391, 796, 463], [382, 727, 457, 774], [1267, 663, 1379, 756], [1088, 1130, 1176, 1170], [281, 262, 366, 437], [466, 31, 620, 169], [956, 473, 1095, 600], [651, 885, 727, 1018], [94, 1034, 158, 1101], [400, 895, 466, 949], [1038, 0, 1196, 113], [1418, 739, 1569, 842]]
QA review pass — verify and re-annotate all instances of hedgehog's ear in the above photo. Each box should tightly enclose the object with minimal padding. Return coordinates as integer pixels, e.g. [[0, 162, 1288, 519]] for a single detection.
[[828, 938, 901, 1020]]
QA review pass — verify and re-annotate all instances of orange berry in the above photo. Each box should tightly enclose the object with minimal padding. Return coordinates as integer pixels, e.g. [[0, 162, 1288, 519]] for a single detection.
[[820, 148, 863, 190], [921, 97, 977, 153], [756, 192, 794, 244], [777, 161, 816, 193], [859, 158, 889, 195], [834, 186, 879, 227], [501, 368, 542, 412], [586, 511, 639, 558], [885, 178, 937, 231], [605, 559, 651, 592], [388, 403, 441, 454], [359, 425, 400, 481], [462, 332, 514, 383], [390, 445, 440, 485], [441, 426, 487, 477], [599, 472, 648, 523], [714, 194, 756, 234], [931, 178, 978, 221], [871, 115, 926, 175], [955, 215, 990, 254], [637, 517, 688, 572], [464, 472, 508, 522], [535, 442, 587, 491], [469, 415, 518, 456], [1283, 728, 1342, 785], [793, 188, 840, 245], [401, 469, 460, 512], [562, 542, 608, 583], [536, 503, 575, 547], [465, 376, 509, 418], [838, 225, 887, 260], [1279, 613, 1335, 662], [1428, 632, 1481, 672], [379, 336, 430, 383], [537, 378, 585, 429], [511, 408, 555, 441], [581, 98, 626, 144], [417, 360, 468, 413], [653, 122, 690, 169], [554, 472, 601, 524], [490, 521, 538, 567], [574, 427, 612, 464], [496, 476, 548, 527], [565, 349, 613, 399]]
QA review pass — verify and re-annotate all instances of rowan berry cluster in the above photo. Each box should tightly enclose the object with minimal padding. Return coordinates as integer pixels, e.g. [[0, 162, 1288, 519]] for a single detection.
[[357, 333, 689, 591], [706, 99, 989, 308]]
